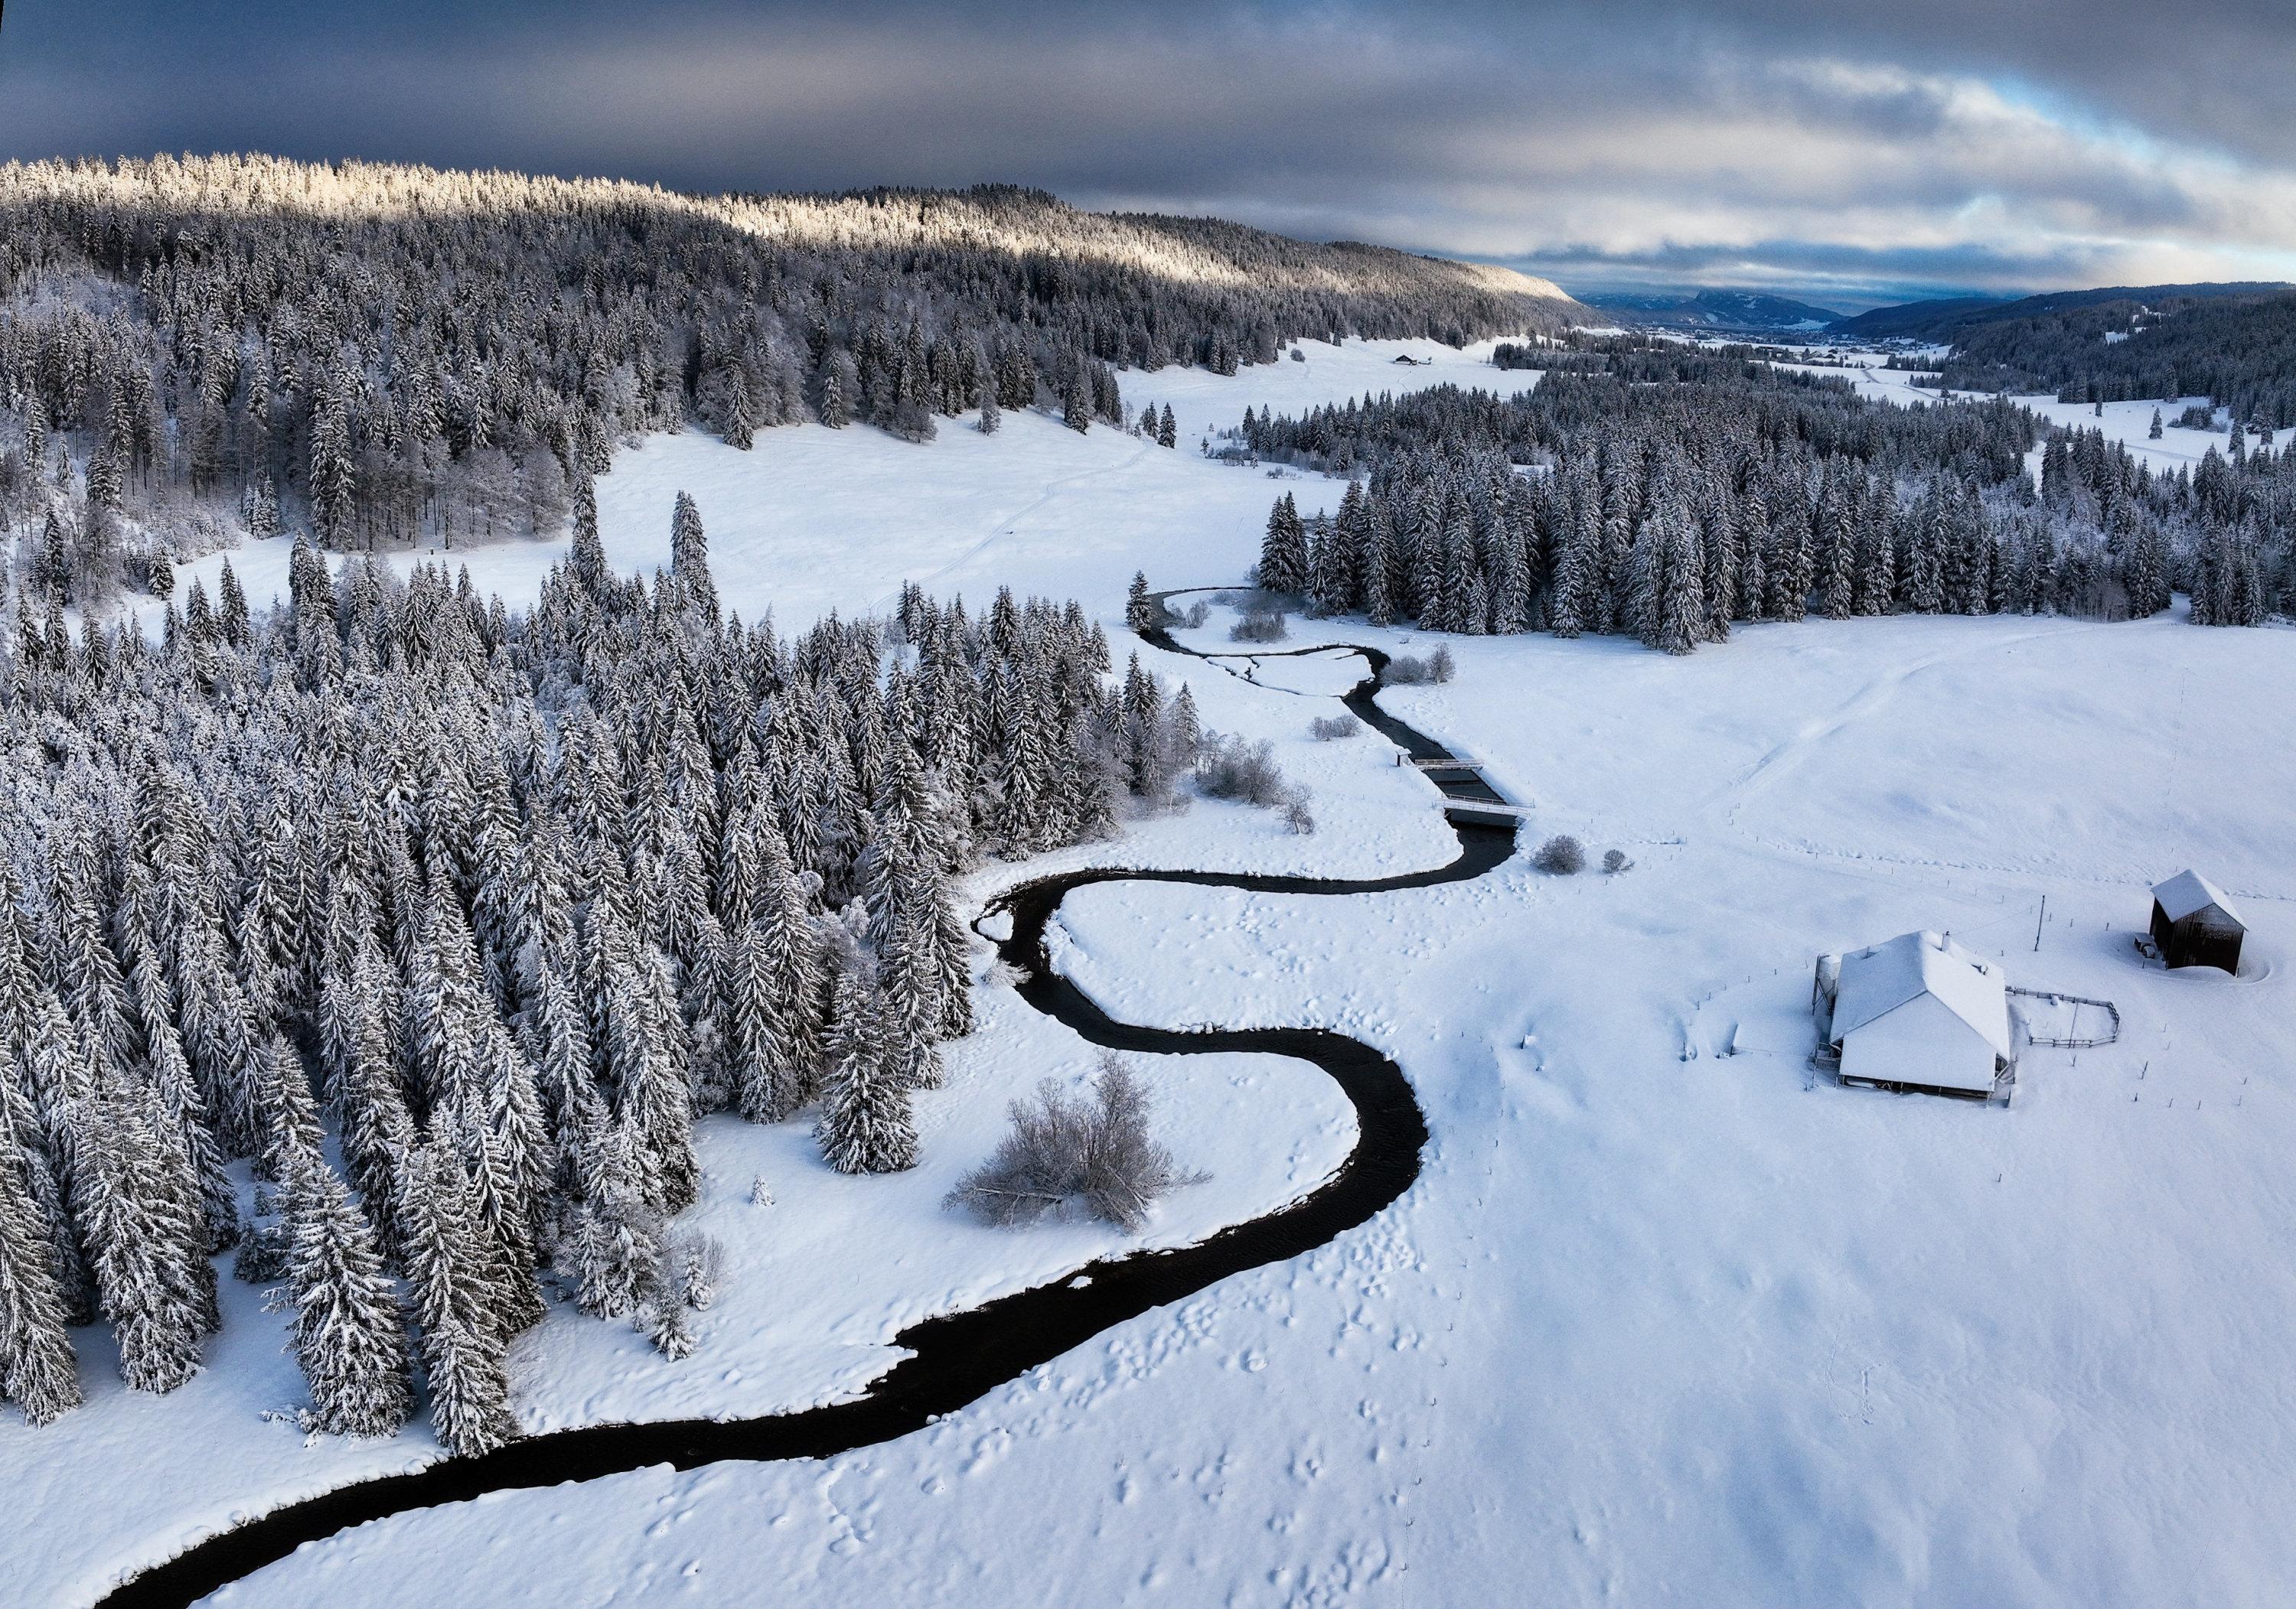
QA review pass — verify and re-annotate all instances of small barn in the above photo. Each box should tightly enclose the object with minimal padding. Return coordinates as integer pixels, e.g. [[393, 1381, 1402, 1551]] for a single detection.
[[1814, 930, 2017, 1099], [2150, 871, 2247, 973]]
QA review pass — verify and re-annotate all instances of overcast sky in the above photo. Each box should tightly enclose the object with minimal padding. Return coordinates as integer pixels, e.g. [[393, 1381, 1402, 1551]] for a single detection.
[[3, 1, 2292, 309]]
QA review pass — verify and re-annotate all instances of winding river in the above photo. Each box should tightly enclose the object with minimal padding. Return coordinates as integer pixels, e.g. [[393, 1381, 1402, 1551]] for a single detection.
[[96, 601, 1517, 1609]]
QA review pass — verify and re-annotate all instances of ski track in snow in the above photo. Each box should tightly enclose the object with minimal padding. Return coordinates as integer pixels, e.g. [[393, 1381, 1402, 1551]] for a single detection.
[[863, 435, 1159, 616], [1700, 616, 2296, 904]]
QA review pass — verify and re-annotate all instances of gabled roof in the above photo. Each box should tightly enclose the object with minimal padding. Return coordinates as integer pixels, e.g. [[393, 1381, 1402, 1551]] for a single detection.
[[1832, 930, 2014, 1057], [2151, 869, 2247, 930]]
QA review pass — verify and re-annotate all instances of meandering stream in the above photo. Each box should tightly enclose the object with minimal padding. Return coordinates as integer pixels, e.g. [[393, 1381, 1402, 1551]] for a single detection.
[[96, 600, 1515, 1609]]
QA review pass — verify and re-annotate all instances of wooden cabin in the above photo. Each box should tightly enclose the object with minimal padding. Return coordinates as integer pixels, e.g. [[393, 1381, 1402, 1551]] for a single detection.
[[1815, 931, 2017, 1100], [2150, 871, 2247, 973]]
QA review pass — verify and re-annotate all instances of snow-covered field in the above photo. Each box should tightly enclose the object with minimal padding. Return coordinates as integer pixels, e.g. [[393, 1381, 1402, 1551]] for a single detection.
[[29, 333, 2296, 1608], [183, 588, 2296, 1609], [121, 336, 1512, 642], [1768, 353, 2233, 478]]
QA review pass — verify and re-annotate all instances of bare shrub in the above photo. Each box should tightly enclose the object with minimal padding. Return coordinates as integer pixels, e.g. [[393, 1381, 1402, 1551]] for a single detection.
[[1309, 714, 1360, 741], [946, 1053, 1206, 1233], [1182, 601, 1212, 628], [1228, 604, 1288, 643], [1283, 799, 1317, 835], [1385, 648, 1453, 685], [1603, 848, 1632, 874], [1195, 733, 1293, 806], [1534, 834, 1586, 875]]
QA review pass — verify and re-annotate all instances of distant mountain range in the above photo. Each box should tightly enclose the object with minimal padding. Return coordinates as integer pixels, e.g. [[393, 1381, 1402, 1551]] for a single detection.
[[1567, 280, 2296, 343], [1573, 288, 1847, 333]]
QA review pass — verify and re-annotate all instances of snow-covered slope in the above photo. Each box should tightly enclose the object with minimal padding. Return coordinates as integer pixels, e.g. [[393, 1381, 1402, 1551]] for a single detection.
[[190, 594, 2296, 1609]]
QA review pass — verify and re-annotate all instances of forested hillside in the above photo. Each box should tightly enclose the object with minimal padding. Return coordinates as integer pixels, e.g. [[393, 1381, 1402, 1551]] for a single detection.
[[0, 154, 1582, 609], [1239, 338, 2291, 651], [1929, 288, 2296, 428], [1832, 282, 2284, 341]]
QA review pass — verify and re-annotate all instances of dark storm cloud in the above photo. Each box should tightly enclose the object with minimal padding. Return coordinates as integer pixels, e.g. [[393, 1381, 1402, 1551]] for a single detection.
[[2, 1, 2291, 300]]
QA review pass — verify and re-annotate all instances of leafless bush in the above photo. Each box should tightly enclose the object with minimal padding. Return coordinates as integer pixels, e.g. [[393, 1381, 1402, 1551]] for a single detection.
[[1228, 608, 1288, 643], [1182, 601, 1212, 628], [1283, 799, 1317, 835], [947, 1053, 1207, 1233], [1603, 848, 1632, 874], [1534, 835, 1586, 875], [1386, 646, 1456, 685], [1195, 733, 1293, 807], [1309, 714, 1361, 741]]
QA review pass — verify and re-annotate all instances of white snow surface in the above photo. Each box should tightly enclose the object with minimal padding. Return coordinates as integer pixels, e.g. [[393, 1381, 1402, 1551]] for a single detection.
[[194, 594, 2296, 1609], [5, 972, 1352, 1609], [10, 341, 1502, 1609], [120, 337, 1514, 641], [26, 337, 2296, 1609]]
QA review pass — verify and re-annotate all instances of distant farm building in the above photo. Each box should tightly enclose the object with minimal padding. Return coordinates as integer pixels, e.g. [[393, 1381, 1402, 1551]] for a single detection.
[[2149, 871, 2247, 973], [1814, 931, 2017, 1101]]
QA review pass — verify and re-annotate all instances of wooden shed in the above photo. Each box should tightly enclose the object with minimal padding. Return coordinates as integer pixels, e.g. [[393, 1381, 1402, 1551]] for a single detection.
[[2150, 871, 2247, 973]]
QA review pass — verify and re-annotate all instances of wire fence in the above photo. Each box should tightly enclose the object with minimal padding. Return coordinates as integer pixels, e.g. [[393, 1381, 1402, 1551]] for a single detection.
[[2006, 985, 2122, 1049]]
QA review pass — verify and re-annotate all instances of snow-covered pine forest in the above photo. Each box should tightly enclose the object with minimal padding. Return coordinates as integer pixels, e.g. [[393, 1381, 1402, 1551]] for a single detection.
[[0, 480, 1202, 1452], [1244, 341, 2290, 653], [0, 154, 1579, 613]]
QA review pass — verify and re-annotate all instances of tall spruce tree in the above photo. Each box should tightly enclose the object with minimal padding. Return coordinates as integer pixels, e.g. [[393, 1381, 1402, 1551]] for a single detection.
[[277, 1140, 413, 1438], [815, 970, 917, 1174]]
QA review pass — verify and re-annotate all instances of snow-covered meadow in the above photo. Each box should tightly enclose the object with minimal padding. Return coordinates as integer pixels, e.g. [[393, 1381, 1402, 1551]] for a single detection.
[[191, 587, 2296, 1609], [20, 329, 2295, 1609], [120, 336, 1515, 642], [1768, 352, 2236, 478]]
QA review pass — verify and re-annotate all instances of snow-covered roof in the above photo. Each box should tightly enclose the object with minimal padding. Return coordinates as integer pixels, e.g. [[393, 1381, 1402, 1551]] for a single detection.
[[2152, 869, 2246, 930], [1831, 930, 2014, 1057]]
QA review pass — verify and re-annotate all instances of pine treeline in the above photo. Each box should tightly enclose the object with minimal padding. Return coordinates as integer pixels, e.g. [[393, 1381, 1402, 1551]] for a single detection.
[[0, 155, 1576, 608], [0, 491, 1195, 1444], [1241, 349, 2291, 643]]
